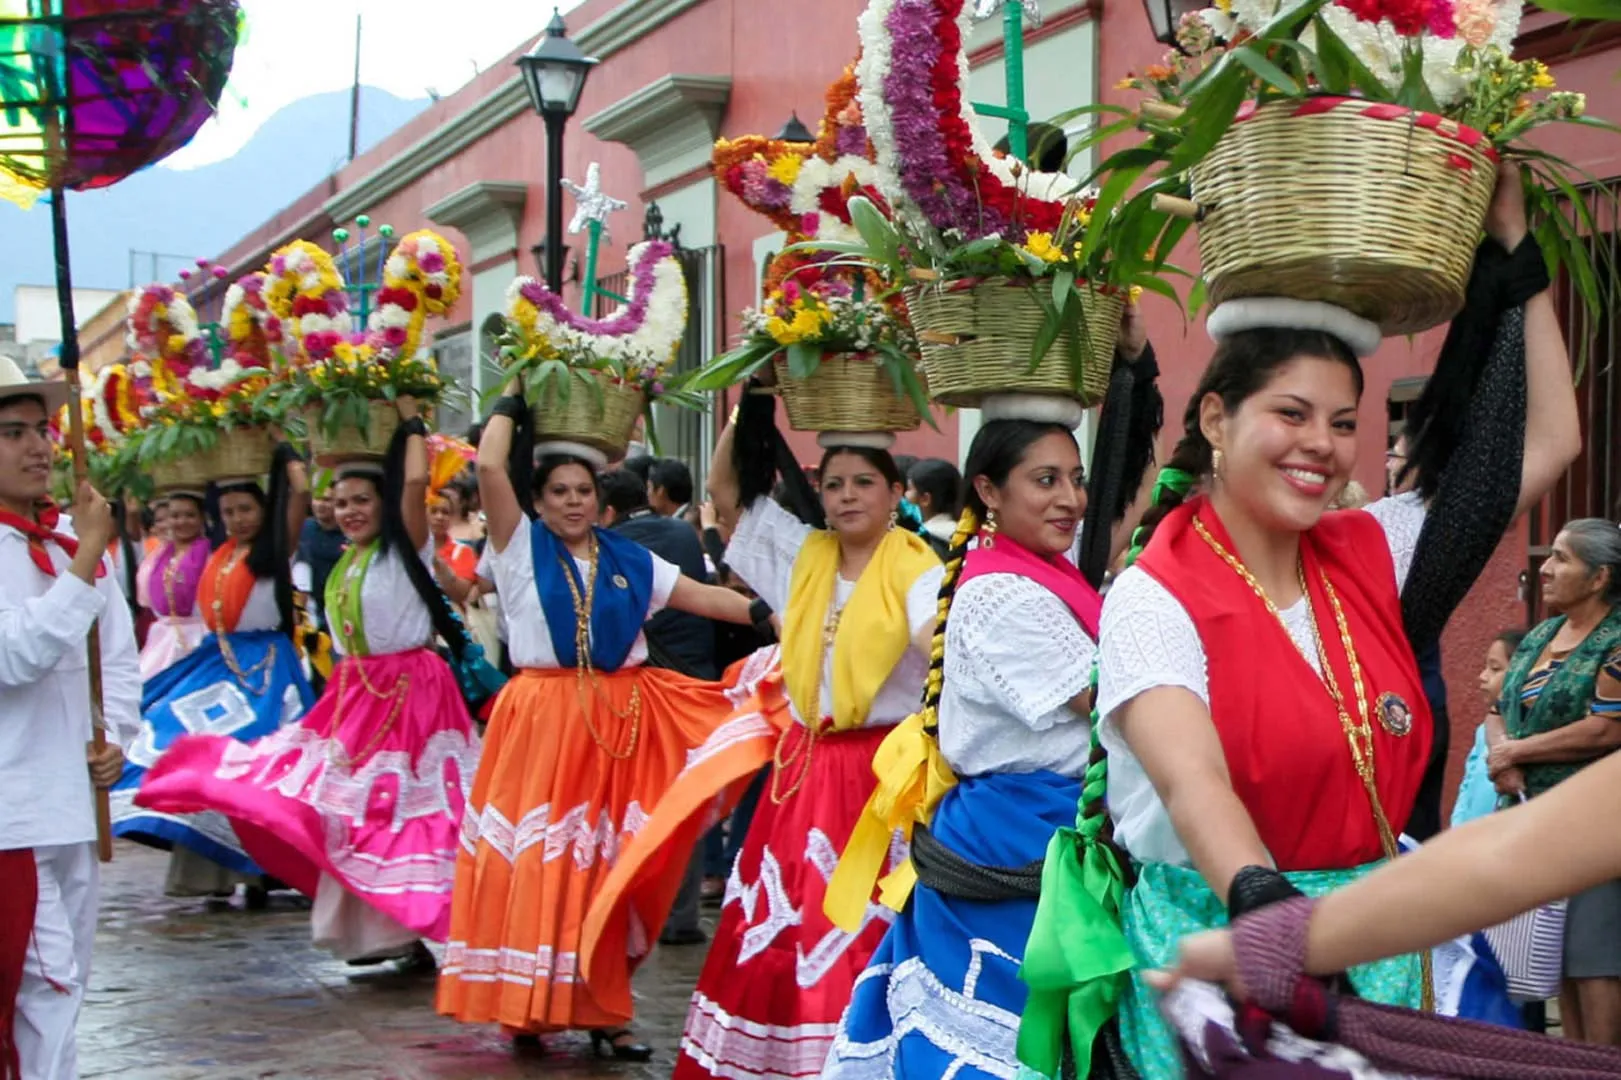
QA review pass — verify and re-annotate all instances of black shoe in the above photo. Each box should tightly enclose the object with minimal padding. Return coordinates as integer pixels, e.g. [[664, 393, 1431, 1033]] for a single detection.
[[659, 926, 708, 946], [589, 1028, 652, 1062], [391, 941, 437, 976], [511, 1033, 545, 1052], [243, 884, 270, 911]]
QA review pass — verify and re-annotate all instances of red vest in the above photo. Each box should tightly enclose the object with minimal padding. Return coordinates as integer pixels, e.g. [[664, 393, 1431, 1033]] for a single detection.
[[1135, 498, 1431, 870]]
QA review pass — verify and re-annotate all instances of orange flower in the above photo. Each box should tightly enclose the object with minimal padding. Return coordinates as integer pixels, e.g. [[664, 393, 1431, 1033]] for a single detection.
[[1145, 63, 1176, 81]]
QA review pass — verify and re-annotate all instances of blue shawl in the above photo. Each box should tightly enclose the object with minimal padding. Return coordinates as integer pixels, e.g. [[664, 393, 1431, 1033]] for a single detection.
[[531, 521, 654, 672]]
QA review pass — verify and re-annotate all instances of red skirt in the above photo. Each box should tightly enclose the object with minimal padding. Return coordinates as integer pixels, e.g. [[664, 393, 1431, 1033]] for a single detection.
[[678, 723, 899, 1079]]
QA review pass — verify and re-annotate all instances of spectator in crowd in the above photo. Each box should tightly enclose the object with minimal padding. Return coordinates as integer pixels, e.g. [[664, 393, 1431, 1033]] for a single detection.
[[907, 457, 964, 559], [296, 484, 346, 633], [649, 458, 695, 520]]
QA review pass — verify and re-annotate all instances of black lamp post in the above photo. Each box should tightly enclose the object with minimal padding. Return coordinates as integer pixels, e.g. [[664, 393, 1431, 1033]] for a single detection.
[[1142, 0, 1205, 45], [774, 111, 816, 144], [517, 9, 598, 293]]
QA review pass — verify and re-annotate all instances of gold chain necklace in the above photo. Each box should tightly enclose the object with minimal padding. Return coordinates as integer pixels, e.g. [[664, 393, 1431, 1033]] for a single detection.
[[162, 539, 194, 616], [210, 545, 274, 696], [1194, 516, 1432, 1009], [558, 533, 642, 760], [323, 659, 409, 770], [769, 597, 844, 805]]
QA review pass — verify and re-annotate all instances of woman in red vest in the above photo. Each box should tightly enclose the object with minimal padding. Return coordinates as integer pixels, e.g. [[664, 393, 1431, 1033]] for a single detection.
[[1016, 164, 1584, 1079]]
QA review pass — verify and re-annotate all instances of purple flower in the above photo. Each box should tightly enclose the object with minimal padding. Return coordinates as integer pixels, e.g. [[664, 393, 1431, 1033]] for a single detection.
[[515, 241, 673, 338], [800, 211, 822, 235], [835, 124, 869, 156], [419, 251, 446, 274]]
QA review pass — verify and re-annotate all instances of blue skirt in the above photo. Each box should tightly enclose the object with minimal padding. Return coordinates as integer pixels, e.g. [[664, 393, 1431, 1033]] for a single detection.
[[824, 770, 1080, 1080], [111, 631, 313, 874]]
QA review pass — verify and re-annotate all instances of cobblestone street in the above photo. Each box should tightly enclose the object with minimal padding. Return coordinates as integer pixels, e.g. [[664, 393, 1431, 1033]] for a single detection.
[[82, 842, 708, 1079]]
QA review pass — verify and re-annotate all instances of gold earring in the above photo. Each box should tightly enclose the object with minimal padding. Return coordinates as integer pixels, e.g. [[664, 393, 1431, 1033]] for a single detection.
[[1211, 448, 1224, 478], [983, 509, 998, 548], [888, 508, 898, 530]]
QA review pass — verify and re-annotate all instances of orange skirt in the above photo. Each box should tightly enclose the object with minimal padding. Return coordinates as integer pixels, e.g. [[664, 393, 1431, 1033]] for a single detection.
[[434, 663, 760, 1033]]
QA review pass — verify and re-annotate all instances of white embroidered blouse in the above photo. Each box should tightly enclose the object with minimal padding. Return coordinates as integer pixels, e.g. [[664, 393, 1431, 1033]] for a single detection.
[[1097, 493, 1426, 866], [937, 571, 1097, 778], [725, 498, 942, 728], [329, 542, 439, 657]]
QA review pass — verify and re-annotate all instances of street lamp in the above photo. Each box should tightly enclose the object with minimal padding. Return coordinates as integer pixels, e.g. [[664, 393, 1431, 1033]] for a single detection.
[[517, 8, 598, 293], [774, 112, 816, 144], [1142, 0, 1205, 45]]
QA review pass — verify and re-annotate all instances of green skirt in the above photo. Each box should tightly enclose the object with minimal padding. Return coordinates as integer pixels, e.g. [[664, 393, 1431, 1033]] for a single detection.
[[1120, 861, 1425, 1079]]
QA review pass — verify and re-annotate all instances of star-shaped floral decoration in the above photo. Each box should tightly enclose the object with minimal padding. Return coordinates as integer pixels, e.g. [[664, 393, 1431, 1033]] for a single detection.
[[972, 0, 1042, 24], [562, 162, 629, 242]]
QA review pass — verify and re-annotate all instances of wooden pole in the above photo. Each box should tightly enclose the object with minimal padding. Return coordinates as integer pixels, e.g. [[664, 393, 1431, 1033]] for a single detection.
[[49, 185, 113, 864]]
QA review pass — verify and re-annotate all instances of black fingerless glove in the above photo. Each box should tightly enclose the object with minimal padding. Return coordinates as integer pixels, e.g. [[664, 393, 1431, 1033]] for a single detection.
[[1226, 865, 1304, 919]]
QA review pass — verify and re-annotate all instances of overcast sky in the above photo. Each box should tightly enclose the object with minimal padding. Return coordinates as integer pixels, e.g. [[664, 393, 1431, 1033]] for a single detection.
[[165, 0, 585, 169]]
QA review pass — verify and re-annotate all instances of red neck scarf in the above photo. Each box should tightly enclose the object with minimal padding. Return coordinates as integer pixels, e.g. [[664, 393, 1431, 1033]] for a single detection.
[[0, 500, 104, 579], [957, 531, 1101, 639], [1135, 497, 1431, 871]]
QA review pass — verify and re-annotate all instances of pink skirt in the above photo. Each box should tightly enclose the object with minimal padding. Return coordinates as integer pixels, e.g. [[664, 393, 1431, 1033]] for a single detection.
[[139, 614, 207, 681], [135, 647, 480, 941]]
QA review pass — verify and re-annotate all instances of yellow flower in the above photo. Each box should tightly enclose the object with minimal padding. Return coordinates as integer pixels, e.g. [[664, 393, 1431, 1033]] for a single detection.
[[1129, 285, 1144, 303], [1023, 231, 1064, 263], [767, 154, 802, 187], [1215, 0, 1232, 11], [1115, 76, 1138, 90], [1529, 60, 1555, 90]]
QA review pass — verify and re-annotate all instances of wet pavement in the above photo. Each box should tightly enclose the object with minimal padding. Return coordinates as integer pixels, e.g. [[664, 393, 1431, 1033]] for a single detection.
[[84, 842, 709, 1079]]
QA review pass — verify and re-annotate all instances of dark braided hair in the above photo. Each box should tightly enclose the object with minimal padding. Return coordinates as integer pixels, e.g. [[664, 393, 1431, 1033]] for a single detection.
[[916, 419, 1076, 735], [1129, 327, 1363, 560]]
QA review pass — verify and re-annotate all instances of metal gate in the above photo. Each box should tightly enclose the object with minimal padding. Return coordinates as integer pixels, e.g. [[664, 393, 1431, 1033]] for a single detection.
[[1524, 178, 1621, 623]]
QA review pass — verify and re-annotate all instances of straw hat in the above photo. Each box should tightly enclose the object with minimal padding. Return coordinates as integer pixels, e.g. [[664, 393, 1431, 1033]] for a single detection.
[[0, 355, 71, 413]]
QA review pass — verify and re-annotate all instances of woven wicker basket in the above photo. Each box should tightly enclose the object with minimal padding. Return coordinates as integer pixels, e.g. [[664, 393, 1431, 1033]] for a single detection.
[[195, 425, 274, 483], [1190, 98, 1496, 336], [150, 455, 209, 494], [302, 401, 399, 467], [772, 353, 922, 434], [531, 373, 644, 460], [905, 277, 1123, 408]]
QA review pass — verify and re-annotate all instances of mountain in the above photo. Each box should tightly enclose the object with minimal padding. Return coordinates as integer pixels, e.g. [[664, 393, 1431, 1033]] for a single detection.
[[0, 87, 430, 325]]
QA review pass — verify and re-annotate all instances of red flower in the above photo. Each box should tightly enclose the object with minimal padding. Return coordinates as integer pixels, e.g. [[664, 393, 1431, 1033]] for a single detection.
[[424, 283, 444, 301]]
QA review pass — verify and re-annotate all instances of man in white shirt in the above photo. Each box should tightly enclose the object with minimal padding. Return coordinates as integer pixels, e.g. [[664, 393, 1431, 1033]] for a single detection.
[[0, 360, 140, 1080]]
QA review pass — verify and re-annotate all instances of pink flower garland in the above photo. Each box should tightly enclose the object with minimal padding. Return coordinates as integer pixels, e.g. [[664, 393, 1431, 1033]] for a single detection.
[[516, 240, 673, 337]]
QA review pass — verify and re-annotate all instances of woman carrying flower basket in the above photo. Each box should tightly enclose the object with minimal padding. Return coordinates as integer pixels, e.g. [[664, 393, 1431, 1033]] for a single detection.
[[113, 438, 316, 900], [136, 398, 482, 969], [820, 306, 1161, 1080], [434, 379, 765, 1058], [135, 489, 209, 681], [1014, 168, 1583, 1080]]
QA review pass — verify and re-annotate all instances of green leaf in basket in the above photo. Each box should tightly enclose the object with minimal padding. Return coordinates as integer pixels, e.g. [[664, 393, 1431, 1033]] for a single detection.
[[691, 340, 779, 391], [848, 196, 903, 272], [1186, 277, 1209, 319], [1028, 307, 1065, 375], [1052, 268, 1075, 315], [1309, 15, 1387, 100], [786, 342, 821, 381], [1166, 64, 1250, 173], [1230, 45, 1301, 96], [1063, 294, 1089, 391], [1082, 162, 1146, 278], [1527, 0, 1621, 18], [1132, 273, 1184, 310]]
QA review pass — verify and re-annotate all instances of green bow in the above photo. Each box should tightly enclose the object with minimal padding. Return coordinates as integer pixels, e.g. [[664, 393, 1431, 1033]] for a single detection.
[[1016, 701, 1134, 1078]]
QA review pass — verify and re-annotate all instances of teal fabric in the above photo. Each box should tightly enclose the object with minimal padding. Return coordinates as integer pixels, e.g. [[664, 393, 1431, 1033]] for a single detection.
[[1120, 861, 1425, 1078], [1451, 725, 1499, 828]]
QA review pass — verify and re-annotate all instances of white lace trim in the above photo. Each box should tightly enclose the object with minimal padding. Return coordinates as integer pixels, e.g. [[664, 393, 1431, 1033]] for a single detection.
[[823, 939, 1027, 1080], [938, 572, 1094, 777], [439, 943, 578, 986], [212, 725, 478, 833], [682, 991, 840, 1080], [458, 798, 649, 870], [686, 711, 776, 772]]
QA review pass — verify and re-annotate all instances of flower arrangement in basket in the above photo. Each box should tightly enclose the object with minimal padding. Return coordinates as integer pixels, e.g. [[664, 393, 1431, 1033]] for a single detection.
[[698, 62, 930, 433], [125, 282, 280, 490], [496, 239, 698, 461], [260, 227, 463, 463], [49, 362, 154, 501], [1092, 0, 1618, 336], [826, 0, 1175, 407]]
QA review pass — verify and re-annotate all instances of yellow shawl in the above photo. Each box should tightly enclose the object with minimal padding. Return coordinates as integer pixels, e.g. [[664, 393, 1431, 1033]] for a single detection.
[[781, 525, 939, 731]]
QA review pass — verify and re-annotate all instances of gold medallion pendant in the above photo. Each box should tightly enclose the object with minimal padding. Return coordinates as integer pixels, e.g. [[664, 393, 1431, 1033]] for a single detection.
[[1376, 692, 1414, 737]]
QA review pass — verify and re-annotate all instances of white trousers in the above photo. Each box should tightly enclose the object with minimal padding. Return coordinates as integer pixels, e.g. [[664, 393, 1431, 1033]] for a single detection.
[[16, 843, 97, 1080]]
